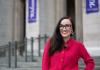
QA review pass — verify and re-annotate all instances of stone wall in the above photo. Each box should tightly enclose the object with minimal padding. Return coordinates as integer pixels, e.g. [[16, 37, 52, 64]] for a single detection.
[[82, 0, 100, 56], [0, 0, 24, 46]]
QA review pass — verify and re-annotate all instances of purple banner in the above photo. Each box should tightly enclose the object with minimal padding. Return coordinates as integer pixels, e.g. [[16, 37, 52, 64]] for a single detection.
[[28, 0, 37, 23], [86, 0, 99, 14]]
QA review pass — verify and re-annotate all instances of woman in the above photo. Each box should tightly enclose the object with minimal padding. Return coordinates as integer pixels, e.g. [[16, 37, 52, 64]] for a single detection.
[[42, 16, 95, 70]]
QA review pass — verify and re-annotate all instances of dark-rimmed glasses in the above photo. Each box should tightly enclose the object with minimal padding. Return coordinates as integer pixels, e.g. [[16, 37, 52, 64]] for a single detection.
[[59, 24, 72, 29]]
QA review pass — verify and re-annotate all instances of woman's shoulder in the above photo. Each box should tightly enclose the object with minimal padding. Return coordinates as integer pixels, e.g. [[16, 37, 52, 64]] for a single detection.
[[45, 37, 51, 44], [71, 38, 84, 46], [44, 37, 51, 48]]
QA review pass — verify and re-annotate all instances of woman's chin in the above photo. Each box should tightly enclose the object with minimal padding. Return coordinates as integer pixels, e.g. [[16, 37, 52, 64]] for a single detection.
[[62, 35, 70, 38], [61, 32, 71, 38]]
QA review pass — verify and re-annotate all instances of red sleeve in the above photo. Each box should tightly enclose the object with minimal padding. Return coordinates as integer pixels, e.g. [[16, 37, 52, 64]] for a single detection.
[[42, 39, 50, 70], [79, 43, 95, 70]]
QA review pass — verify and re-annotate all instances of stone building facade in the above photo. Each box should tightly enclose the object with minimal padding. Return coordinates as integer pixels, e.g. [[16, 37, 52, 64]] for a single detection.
[[0, 0, 100, 56]]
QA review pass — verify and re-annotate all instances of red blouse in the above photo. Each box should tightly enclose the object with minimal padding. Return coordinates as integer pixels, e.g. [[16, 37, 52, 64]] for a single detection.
[[42, 38, 95, 70]]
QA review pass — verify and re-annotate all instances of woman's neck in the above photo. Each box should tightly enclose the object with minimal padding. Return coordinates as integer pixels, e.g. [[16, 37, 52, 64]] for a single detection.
[[63, 36, 70, 42]]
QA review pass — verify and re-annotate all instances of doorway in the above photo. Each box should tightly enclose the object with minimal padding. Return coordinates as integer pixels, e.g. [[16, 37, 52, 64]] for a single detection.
[[66, 0, 76, 38], [18, 0, 26, 56]]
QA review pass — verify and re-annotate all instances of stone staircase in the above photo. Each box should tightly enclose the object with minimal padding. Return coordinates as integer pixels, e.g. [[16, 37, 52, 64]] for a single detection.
[[0, 56, 100, 70], [79, 56, 100, 70]]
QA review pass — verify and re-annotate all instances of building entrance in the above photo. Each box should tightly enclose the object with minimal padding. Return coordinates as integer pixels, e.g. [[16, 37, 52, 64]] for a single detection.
[[66, 0, 76, 38]]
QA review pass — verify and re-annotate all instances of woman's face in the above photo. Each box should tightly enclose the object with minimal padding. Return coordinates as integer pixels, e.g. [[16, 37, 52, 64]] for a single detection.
[[59, 19, 72, 38]]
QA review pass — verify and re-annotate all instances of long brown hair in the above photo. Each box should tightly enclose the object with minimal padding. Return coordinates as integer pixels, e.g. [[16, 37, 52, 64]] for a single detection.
[[49, 16, 74, 56]]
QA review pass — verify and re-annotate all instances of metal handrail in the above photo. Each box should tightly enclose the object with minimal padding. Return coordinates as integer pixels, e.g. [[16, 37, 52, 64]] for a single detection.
[[0, 34, 49, 68]]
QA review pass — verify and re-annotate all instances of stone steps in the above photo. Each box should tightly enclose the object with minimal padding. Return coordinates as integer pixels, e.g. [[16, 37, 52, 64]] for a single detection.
[[0, 56, 100, 70]]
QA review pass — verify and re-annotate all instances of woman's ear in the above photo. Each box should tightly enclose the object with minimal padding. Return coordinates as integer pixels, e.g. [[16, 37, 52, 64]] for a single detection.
[[71, 29, 73, 34]]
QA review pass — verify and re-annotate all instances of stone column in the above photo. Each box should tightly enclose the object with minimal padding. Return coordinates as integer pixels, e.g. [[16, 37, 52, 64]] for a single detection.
[[0, 0, 14, 45], [26, 0, 39, 56], [13, 0, 24, 41], [55, 0, 66, 24], [75, 0, 83, 41], [82, 0, 100, 56]]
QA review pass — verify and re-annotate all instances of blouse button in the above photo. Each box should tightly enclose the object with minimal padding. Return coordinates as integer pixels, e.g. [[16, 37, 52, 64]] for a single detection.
[[61, 51, 64, 55]]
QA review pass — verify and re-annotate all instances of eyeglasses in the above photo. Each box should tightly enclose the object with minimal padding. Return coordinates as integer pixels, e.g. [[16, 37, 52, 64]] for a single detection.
[[59, 24, 72, 29]]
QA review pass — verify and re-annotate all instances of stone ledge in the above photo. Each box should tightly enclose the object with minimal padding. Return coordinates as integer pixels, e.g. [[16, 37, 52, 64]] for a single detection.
[[86, 47, 100, 56]]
